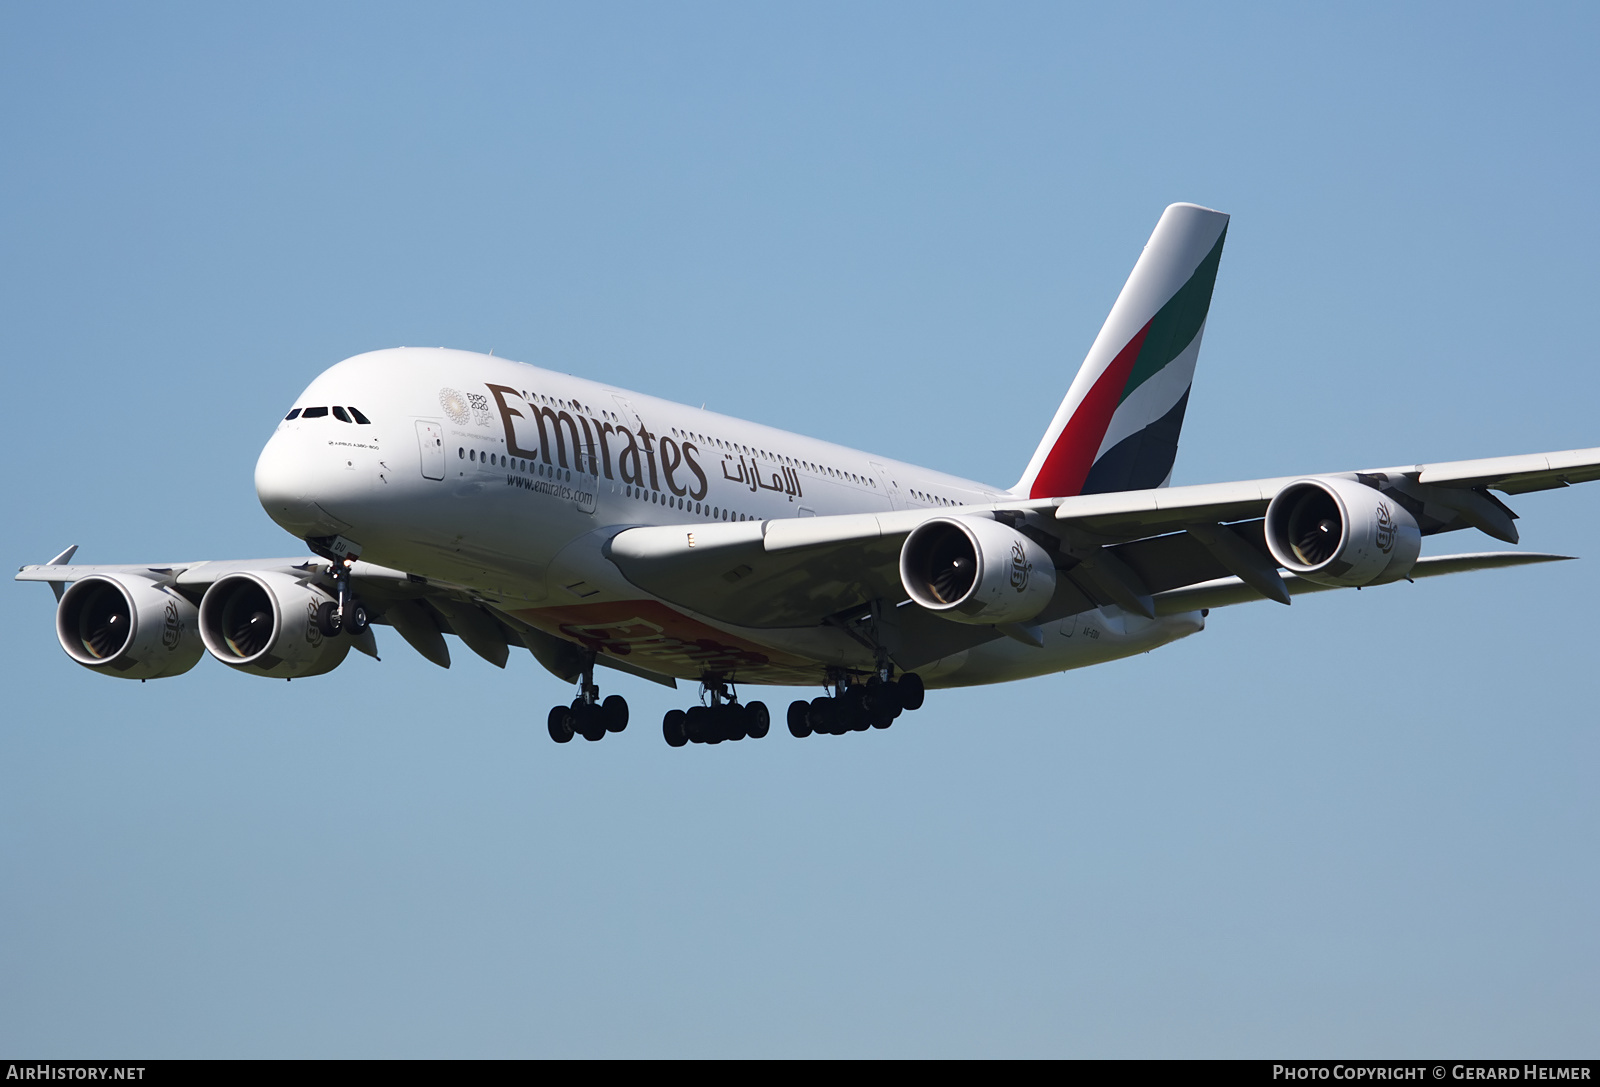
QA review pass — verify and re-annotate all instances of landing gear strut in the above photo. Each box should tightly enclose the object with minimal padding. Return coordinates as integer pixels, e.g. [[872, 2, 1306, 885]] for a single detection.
[[662, 678, 769, 748], [788, 670, 924, 738], [309, 537, 368, 638], [547, 655, 628, 743]]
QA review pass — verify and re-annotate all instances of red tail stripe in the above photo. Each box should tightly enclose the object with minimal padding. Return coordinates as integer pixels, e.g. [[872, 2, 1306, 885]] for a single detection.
[[1028, 320, 1152, 499]]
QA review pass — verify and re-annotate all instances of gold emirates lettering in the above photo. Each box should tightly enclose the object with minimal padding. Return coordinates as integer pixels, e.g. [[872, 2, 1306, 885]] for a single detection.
[[486, 383, 709, 501]]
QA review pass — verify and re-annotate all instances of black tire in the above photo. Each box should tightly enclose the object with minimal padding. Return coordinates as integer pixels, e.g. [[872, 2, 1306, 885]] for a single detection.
[[547, 705, 574, 743], [573, 700, 606, 741], [602, 694, 629, 733], [315, 600, 341, 638], [864, 677, 900, 717], [746, 700, 770, 739], [663, 709, 688, 748], [809, 696, 835, 735], [685, 705, 710, 743], [787, 700, 812, 738], [898, 672, 926, 711], [841, 688, 869, 732], [724, 704, 747, 742], [342, 602, 369, 636]]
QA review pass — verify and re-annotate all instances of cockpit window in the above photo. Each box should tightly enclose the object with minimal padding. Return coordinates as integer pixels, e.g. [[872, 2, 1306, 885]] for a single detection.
[[301, 406, 329, 418], [332, 406, 352, 423], [348, 407, 371, 425], [285, 408, 302, 420]]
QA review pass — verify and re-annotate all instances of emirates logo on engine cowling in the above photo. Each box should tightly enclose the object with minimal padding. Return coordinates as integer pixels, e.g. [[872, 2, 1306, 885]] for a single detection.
[[1375, 501, 1397, 553], [161, 599, 182, 650], [306, 601, 324, 647], [1009, 540, 1032, 592]]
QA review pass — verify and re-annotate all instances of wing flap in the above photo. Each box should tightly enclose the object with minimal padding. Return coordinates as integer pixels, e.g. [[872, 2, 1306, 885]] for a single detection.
[[1415, 446, 1600, 494], [1153, 551, 1572, 614]]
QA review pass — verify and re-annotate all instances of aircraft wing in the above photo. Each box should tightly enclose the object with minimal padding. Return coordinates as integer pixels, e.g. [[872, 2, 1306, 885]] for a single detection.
[[1152, 551, 1573, 614], [1048, 445, 1600, 536], [604, 446, 1600, 630], [15, 553, 678, 687]]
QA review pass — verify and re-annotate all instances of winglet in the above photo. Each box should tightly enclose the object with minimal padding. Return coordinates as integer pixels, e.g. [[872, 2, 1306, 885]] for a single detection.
[[34, 545, 79, 601]]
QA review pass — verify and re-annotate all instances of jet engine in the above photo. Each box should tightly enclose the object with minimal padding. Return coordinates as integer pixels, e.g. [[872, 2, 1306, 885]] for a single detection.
[[1264, 477, 1421, 587], [198, 571, 351, 678], [899, 516, 1055, 624], [55, 574, 204, 680]]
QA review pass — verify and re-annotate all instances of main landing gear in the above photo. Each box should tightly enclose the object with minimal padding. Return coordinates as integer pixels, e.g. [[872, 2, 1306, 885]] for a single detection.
[[786, 672, 925, 738], [661, 679, 770, 748], [547, 660, 629, 743]]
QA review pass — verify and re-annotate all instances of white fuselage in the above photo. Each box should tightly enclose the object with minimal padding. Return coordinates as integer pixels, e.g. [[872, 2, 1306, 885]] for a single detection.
[[254, 348, 1203, 688]]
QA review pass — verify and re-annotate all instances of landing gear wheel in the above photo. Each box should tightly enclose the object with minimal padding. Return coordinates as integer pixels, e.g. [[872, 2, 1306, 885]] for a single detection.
[[574, 699, 606, 741], [704, 704, 726, 744], [341, 601, 369, 636], [723, 704, 747, 743], [864, 677, 900, 718], [898, 672, 925, 711], [315, 600, 341, 638], [685, 705, 710, 744], [663, 709, 688, 748], [602, 694, 629, 733], [745, 701, 770, 739], [547, 705, 575, 743], [787, 700, 812, 738], [837, 688, 869, 732], [809, 696, 835, 736]]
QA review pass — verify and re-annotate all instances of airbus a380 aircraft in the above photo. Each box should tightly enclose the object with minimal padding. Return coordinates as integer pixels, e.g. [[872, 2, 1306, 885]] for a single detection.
[[19, 204, 1600, 747]]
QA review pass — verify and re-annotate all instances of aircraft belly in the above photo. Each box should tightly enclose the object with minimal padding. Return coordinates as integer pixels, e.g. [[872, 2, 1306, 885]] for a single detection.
[[922, 608, 1206, 688], [506, 599, 827, 685]]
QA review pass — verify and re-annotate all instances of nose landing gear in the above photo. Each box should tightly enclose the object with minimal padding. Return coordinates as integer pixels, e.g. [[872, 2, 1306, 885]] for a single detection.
[[661, 678, 769, 748], [308, 535, 370, 638]]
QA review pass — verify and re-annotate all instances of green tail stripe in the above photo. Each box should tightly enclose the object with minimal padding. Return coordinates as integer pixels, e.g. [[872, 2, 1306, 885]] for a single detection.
[[1118, 226, 1227, 405]]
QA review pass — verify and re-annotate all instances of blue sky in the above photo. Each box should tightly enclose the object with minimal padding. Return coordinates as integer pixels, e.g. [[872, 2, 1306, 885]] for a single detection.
[[2, 3, 1597, 1056]]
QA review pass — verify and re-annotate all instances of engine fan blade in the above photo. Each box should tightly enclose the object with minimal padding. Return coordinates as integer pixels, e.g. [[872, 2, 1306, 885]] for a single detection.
[[227, 610, 274, 657], [1295, 518, 1340, 565], [81, 596, 129, 658]]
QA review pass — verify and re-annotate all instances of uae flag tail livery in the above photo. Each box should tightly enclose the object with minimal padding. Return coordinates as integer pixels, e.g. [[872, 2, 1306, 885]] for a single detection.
[[1016, 202, 1229, 500]]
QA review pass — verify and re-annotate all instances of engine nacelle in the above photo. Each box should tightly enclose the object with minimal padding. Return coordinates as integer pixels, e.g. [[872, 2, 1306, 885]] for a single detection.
[[198, 571, 351, 678], [55, 574, 204, 680], [899, 515, 1055, 625], [1264, 476, 1421, 587]]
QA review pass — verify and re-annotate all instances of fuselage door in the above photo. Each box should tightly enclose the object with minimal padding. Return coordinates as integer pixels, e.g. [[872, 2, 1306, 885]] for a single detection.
[[871, 462, 902, 510], [417, 420, 445, 480], [573, 441, 599, 515]]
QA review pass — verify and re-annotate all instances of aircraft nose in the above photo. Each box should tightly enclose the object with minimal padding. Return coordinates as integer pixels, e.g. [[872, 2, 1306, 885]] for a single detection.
[[255, 430, 329, 537]]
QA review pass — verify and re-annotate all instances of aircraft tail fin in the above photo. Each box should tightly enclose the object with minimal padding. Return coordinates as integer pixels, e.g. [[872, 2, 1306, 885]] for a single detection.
[[1015, 202, 1229, 499]]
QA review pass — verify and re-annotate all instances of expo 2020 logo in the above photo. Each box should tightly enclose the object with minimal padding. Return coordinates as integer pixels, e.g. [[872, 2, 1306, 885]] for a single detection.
[[439, 387, 469, 425]]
